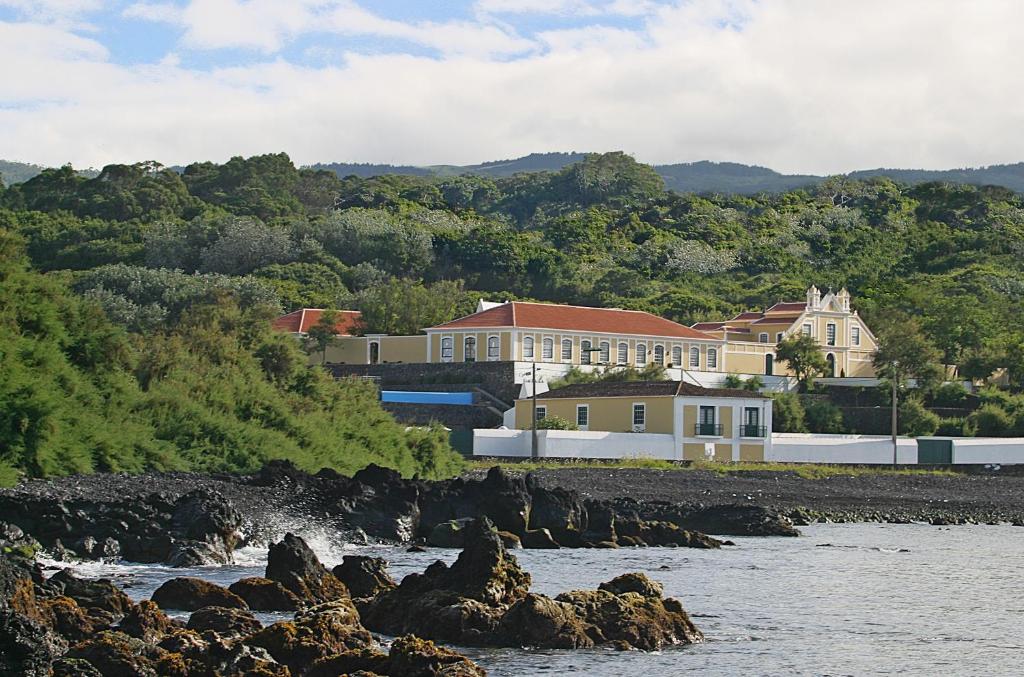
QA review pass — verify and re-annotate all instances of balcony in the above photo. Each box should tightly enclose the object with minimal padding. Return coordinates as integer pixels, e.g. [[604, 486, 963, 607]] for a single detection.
[[695, 423, 723, 436], [741, 424, 767, 438]]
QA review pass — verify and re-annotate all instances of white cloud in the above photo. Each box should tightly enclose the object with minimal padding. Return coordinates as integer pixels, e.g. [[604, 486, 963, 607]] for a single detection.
[[5, 0, 1024, 174]]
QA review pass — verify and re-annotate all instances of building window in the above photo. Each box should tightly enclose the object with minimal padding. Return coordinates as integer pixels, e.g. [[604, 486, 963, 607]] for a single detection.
[[802, 323, 812, 336], [697, 405, 720, 436], [441, 337, 453, 362], [581, 340, 592, 365], [542, 337, 553, 361], [523, 336, 534, 359], [758, 332, 769, 343], [776, 332, 784, 344], [826, 323, 836, 346], [464, 336, 476, 362], [618, 342, 629, 364], [653, 345, 665, 365], [632, 403, 646, 430], [743, 407, 764, 437], [535, 406, 546, 422], [765, 353, 774, 376], [635, 343, 647, 365], [599, 341, 610, 363], [851, 326, 861, 346], [672, 346, 682, 367], [561, 338, 572, 361], [576, 404, 589, 430], [707, 348, 718, 369], [369, 341, 380, 365], [488, 335, 500, 360], [689, 346, 700, 368]]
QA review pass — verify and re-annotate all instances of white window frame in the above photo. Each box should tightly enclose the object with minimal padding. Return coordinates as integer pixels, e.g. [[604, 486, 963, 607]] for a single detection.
[[635, 342, 647, 365], [523, 336, 534, 359], [689, 346, 700, 368], [802, 323, 812, 336], [487, 335, 500, 361], [576, 404, 589, 431], [581, 339, 592, 365], [671, 346, 682, 367], [741, 406, 762, 438], [561, 338, 572, 362], [441, 335, 454, 362], [535, 405, 547, 422], [826, 322, 836, 346], [464, 336, 476, 362], [758, 332, 769, 343], [653, 344, 665, 366], [599, 341, 611, 363], [776, 332, 784, 344], [707, 347, 718, 370], [617, 342, 629, 364], [632, 402, 646, 432], [851, 326, 861, 347], [542, 336, 554, 361]]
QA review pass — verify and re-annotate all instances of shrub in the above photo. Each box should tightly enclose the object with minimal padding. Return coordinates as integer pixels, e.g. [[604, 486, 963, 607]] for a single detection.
[[536, 415, 578, 430], [967, 403, 1014, 437], [771, 393, 807, 433], [930, 382, 968, 408], [935, 417, 966, 437], [898, 398, 940, 437], [804, 399, 844, 433]]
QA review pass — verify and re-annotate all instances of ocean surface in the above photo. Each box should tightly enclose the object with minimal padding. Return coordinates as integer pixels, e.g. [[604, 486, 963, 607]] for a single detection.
[[49, 523, 1024, 676]]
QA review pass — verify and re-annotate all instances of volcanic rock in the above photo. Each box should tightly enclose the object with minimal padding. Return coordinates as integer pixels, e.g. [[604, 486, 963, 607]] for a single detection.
[[151, 577, 248, 611], [228, 576, 303, 611], [265, 533, 349, 605], [331, 555, 397, 599]]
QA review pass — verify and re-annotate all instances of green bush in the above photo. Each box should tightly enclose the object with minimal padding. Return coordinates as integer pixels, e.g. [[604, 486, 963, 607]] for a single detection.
[[771, 393, 808, 433], [536, 415, 578, 430], [804, 399, 844, 433], [930, 382, 968, 408], [935, 417, 966, 437], [898, 398, 940, 437], [967, 403, 1014, 437]]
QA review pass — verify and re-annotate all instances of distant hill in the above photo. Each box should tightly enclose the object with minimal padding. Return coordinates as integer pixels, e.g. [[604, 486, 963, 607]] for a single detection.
[[8, 153, 1024, 195]]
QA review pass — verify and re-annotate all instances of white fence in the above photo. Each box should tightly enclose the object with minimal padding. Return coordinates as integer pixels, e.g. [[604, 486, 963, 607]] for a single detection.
[[950, 438, 1024, 464], [769, 433, 918, 464], [473, 429, 676, 460]]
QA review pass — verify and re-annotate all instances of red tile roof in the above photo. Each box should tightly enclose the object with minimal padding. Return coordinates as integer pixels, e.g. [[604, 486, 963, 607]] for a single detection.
[[751, 314, 802, 325], [272, 309, 363, 335], [731, 311, 763, 321], [430, 302, 718, 340], [691, 322, 727, 331], [766, 302, 807, 313]]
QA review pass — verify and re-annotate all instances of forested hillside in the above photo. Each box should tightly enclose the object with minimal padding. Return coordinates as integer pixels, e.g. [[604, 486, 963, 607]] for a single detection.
[[3, 149, 1024, 471]]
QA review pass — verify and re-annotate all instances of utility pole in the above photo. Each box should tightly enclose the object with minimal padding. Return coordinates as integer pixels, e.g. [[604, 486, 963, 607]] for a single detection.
[[531, 362, 539, 460], [891, 361, 899, 469]]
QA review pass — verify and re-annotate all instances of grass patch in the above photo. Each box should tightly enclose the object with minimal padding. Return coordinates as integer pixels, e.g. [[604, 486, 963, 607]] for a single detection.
[[467, 458, 960, 479]]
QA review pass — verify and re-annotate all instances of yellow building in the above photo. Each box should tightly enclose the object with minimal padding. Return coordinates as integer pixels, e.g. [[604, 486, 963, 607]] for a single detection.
[[424, 300, 725, 370], [692, 287, 878, 378], [513, 380, 773, 462]]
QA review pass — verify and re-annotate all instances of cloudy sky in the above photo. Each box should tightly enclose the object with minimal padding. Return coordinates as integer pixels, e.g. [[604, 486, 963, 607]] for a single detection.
[[1, 0, 1022, 174]]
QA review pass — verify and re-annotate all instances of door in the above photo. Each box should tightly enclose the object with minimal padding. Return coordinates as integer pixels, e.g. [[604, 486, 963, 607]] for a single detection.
[[765, 354, 774, 376]]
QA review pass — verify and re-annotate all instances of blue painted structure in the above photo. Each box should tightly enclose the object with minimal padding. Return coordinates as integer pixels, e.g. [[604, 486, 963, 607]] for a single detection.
[[380, 390, 475, 405]]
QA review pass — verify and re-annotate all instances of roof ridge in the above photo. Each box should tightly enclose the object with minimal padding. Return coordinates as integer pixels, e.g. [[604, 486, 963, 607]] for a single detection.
[[511, 300, 659, 315]]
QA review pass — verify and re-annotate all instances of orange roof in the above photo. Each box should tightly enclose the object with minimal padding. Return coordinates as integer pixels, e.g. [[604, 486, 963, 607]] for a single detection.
[[730, 311, 763, 321], [751, 314, 801, 326], [430, 302, 718, 340], [272, 309, 363, 335], [691, 322, 727, 331]]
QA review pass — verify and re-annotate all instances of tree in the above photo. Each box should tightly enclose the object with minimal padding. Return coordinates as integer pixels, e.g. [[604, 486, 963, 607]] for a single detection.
[[872, 311, 944, 393], [356, 279, 472, 336], [775, 334, 828, 392], [305, 310, 339, 366], [898, 397, 940, 436], [770, 393, 807, 432]]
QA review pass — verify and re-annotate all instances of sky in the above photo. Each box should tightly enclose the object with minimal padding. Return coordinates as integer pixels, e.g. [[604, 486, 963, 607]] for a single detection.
[[1, 0, 1023, 174]]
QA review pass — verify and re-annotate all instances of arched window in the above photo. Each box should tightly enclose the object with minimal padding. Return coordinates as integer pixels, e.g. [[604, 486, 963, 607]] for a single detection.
[[765, 353, 774, 376], [707, 348, 718, 369], [542, 337, 553, 361], [653, 345, 665, 366], [561, 338, 572, 361], [441, 337, 453, 362], [758, 332, 769, 343], [689, 347, 700, 368], [672, 346, 682, 367], [599, 341, 610, 363], [635, 343, 647, 365], [826, 353, 836, 377], [487, 335, 500, 360], [464, 336, 476, 362], [581, 339, 592, 365], [618, 342, 629, 364], [523, 336, 534, 359]]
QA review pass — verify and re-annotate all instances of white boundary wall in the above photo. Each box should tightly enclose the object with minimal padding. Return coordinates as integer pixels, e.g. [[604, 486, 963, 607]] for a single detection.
[[769, 433, 918, 464], [473, 429, 675, 460], [952, 438, 1024, 464]]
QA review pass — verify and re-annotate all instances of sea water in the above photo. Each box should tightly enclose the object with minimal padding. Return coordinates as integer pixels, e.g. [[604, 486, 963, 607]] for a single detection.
[[48, 523, 1024, 676]]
